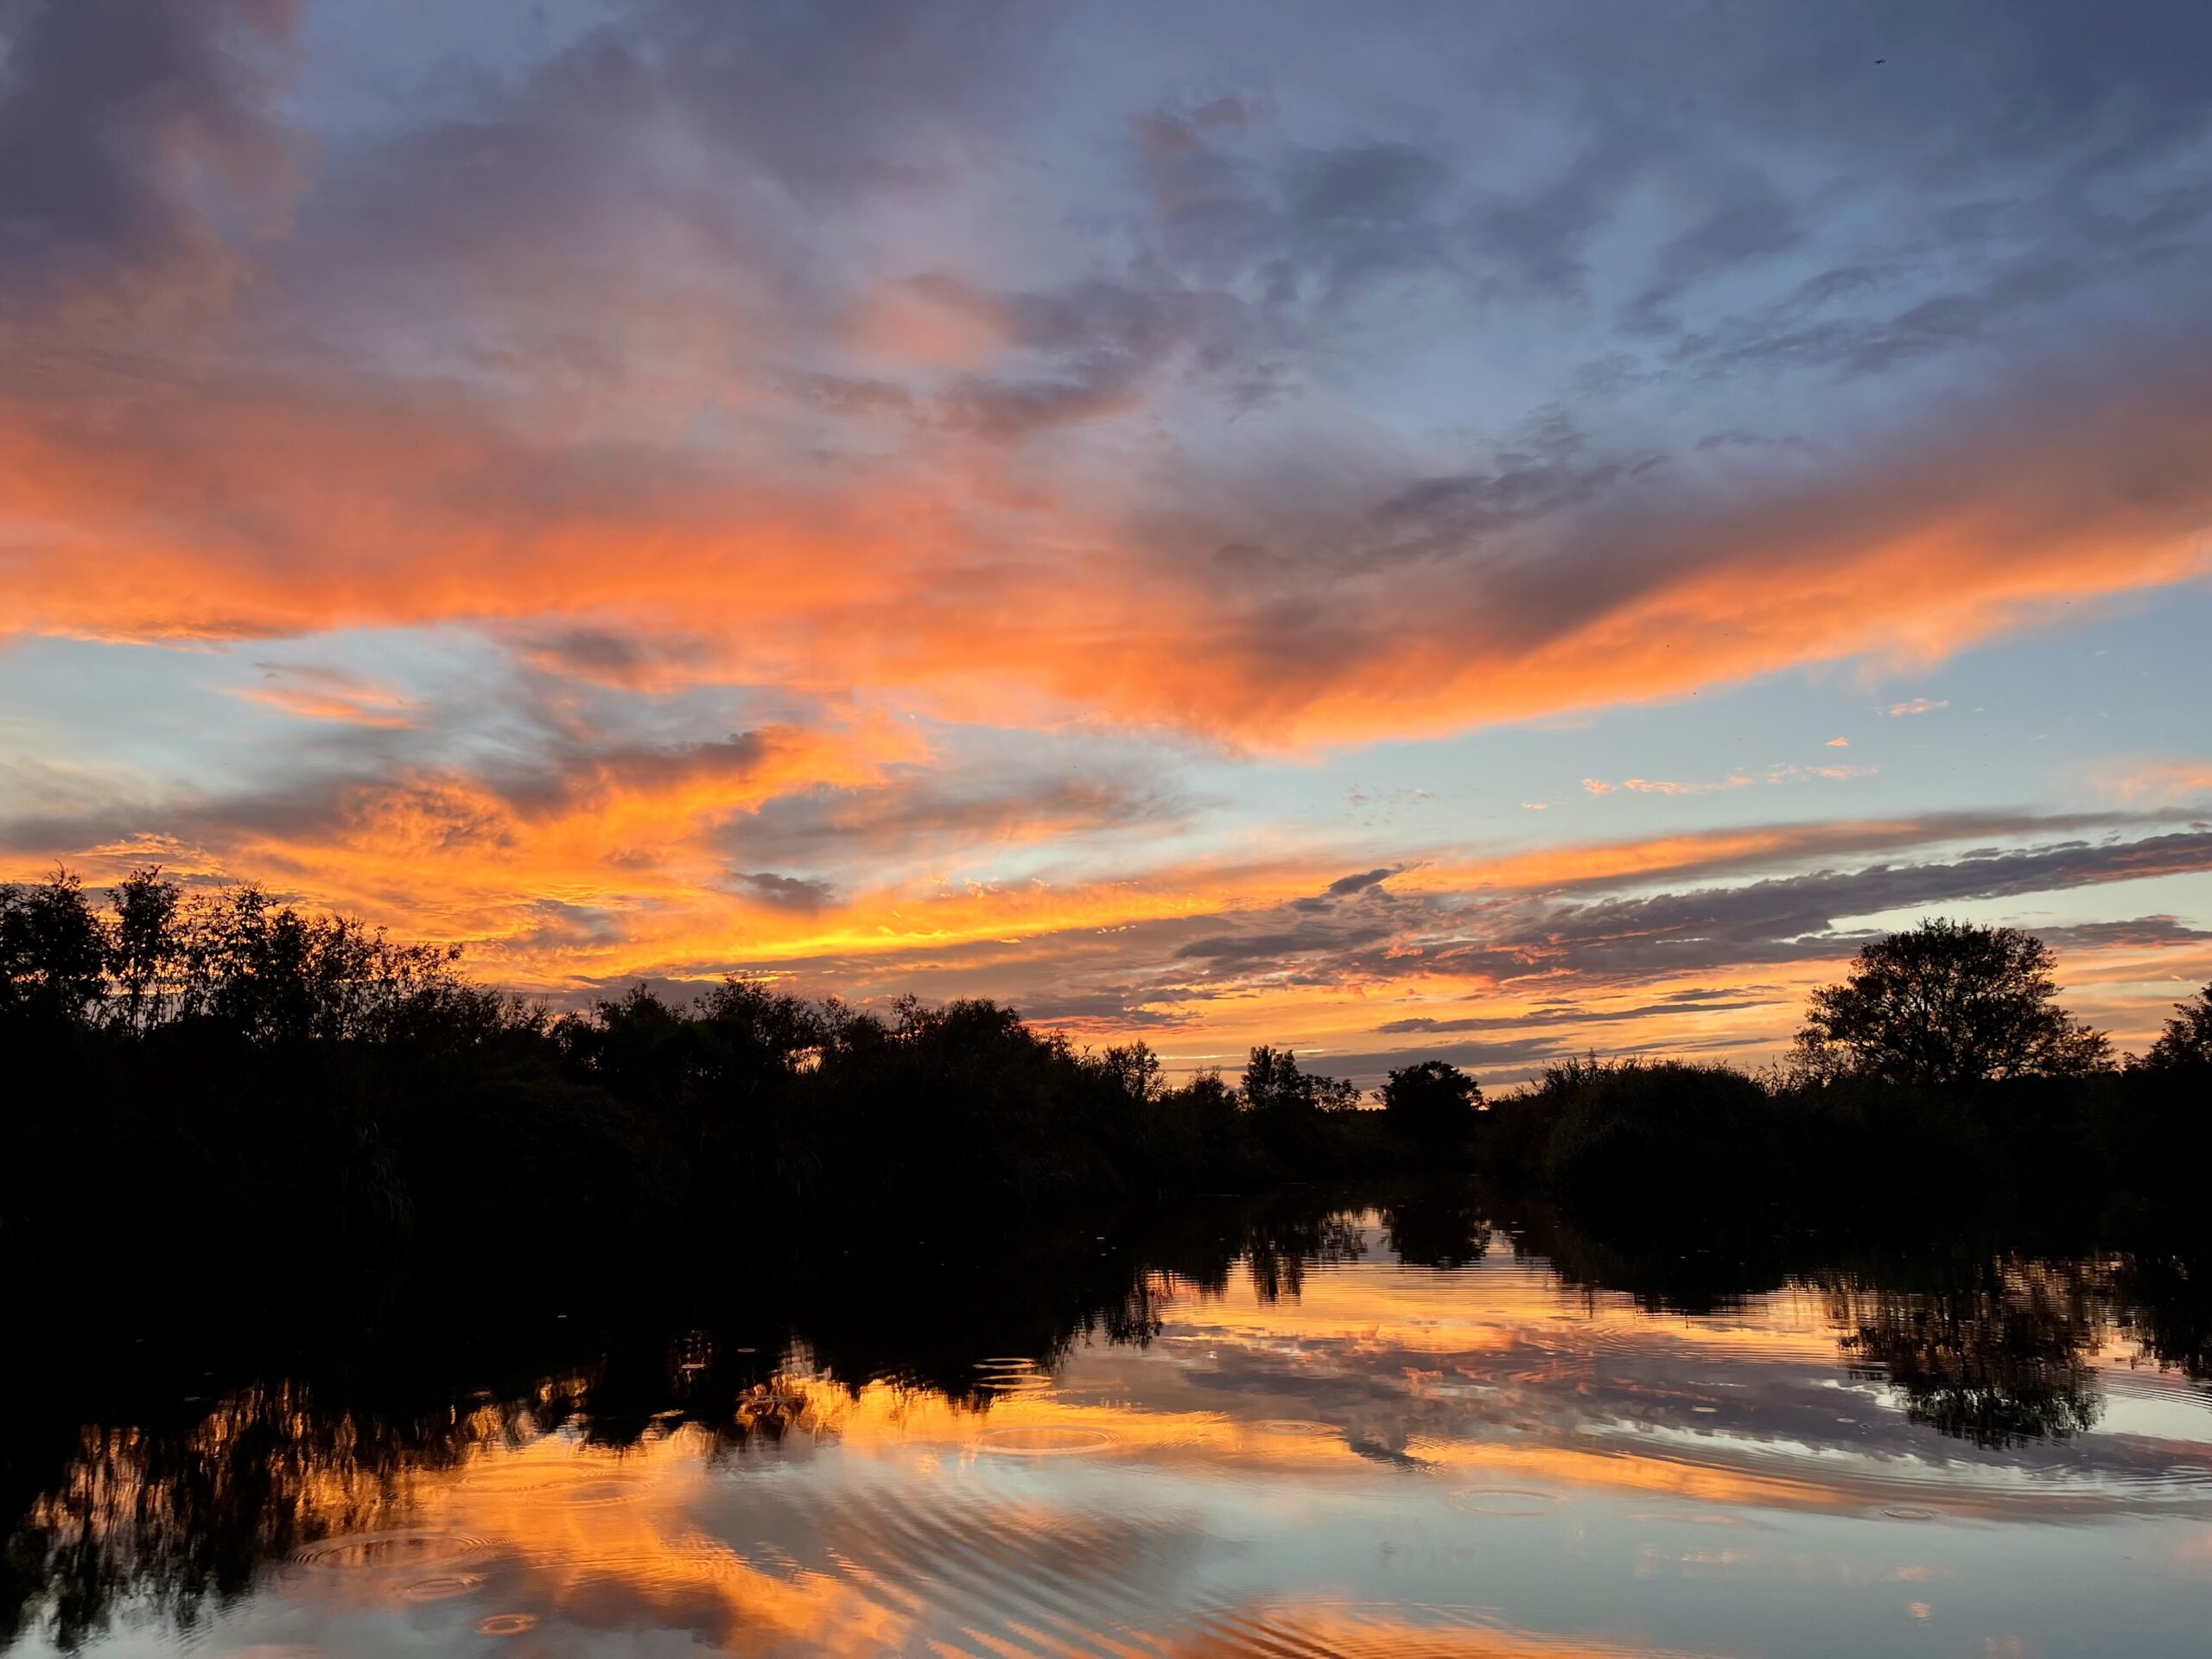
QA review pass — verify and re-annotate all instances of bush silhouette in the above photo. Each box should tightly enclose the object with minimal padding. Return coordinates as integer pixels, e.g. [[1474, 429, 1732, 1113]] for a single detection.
[[1526, 1056, 1777, 1192], [1381, 1058, 1481, 1150]]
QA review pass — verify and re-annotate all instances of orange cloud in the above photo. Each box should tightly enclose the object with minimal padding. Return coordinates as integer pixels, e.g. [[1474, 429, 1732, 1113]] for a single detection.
[[60, 823, 2211, 1089], [2098, 761, 2212, 804], [226, 664, 416, 728], [3, 349, 2209, 748]]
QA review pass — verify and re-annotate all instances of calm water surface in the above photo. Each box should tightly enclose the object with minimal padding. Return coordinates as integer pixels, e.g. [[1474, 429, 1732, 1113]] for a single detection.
[[9, 1205, 2211, 1657]]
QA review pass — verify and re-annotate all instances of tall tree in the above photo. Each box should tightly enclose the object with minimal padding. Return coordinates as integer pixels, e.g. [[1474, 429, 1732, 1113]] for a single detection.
[[2136, 983, 2212, 1071], [1240, 1046, 1359, 1113], [0, 869, 105, 1027], [1793, 919, 2110, 1088]]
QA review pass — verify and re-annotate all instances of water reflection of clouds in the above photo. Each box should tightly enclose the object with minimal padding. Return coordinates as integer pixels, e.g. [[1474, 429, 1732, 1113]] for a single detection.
[[14, 1212, 2212, 1659], [1089, 1254, 2212, 1524], [324, 1243, 2211, 1653]]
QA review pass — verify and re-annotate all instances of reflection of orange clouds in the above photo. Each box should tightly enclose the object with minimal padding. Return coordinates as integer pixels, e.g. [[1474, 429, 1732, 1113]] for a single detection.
[[420, 1417, 1739, 1658], [436, 1430, 917, 1656], [388, 1375, 1760, 1656], [1188, 1262, 1837, 1363], [1154, 1603, 1722, 1658], [1414, 1438, 1845, 1516], [60, 1230, 2211, 1659], [2176, 1531, 2212, 1580]]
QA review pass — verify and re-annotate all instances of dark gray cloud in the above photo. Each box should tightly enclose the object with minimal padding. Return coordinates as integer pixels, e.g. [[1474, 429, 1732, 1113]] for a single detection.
[[513, 627, 716, 687], [719, 766, 1186, 874], [1624, 175, 1807, 336], [1173, 924, 1395, 967], [730, 870, 836, 913], [489, 731, 774, 817], [1324, 867, 1397, 898], [0, 0, 300, 303], [1378, 994, 1782, 1036], [660, 813, 2212, 1062], [1441, 830, 2212, 984], [0, 709, 779, 859]]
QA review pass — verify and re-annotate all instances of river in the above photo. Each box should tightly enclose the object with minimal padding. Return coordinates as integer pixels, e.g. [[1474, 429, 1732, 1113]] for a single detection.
[[6, 1197, 2209, 1656]]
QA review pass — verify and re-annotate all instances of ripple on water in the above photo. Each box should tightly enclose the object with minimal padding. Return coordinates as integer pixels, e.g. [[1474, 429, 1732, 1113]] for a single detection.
[[1449, 1488, 1567, 1517], [464, 1464, 648, 1506], [976, 1426, 1116, 1456], [290, 1532, 497, 1569], [970, 1357, 1057, 1394], [1881, 1506, 1939, 1522], [393, 1573, 486, 1603], [478, 1614, 537, 1636], [1249, 1419, 1341, 1440], [563, 1478, 651, 1506]]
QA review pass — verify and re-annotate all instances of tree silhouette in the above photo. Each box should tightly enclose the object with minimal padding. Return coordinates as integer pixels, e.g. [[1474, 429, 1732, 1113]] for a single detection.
[[2136, 982, 2212, 1071], [1239, 1046, 1359, 1113], [1381, 1058, 1481, 1150], [0, 869, 105, 1027], [1793, 919, 2110, 1088], [105, 867, 183, 1035]]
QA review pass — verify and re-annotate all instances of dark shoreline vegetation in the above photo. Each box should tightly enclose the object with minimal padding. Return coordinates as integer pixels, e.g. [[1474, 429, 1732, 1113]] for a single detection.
[[3, 867, 2209, 1270]]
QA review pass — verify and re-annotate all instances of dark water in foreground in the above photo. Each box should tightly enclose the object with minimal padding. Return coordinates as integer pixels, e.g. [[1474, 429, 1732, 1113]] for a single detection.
[[7, 1204, 2211, 1657]]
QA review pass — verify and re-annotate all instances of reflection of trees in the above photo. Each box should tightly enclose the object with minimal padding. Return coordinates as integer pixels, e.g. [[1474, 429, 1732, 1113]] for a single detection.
[[1825, 1258, 2107, 1449], [2114, 1252, 2212, 1387], [1382, 1193, 1491, 1269], [4, 1381, 577, 1653], [29, 1195, 2202, 1653], [1, 1198, 1368, 1650], [1501, 1203, 1793, 1316], [1241, 1211, 1368, 1303], [1503, 1199, 2202, 1452]]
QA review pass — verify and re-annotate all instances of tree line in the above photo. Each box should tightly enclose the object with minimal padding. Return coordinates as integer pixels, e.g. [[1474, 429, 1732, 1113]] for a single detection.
[[3, 866, 2209, 1259]]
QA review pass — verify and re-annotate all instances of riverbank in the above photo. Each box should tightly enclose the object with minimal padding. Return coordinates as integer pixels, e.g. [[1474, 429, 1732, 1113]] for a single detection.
[[8, 998, 2209, 1281], [6, 871, 2209, 1277]]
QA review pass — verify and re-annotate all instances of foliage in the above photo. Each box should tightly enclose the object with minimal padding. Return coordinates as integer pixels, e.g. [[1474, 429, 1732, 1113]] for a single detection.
[[1520, 1054, 1778, 1192], [0, 870, 105, 1025], [5, 867, 2205, 1262], [1381, 1058, 1481, 1150], [1, 867, 486, 1044], [1239, 1045, 1361, 1113], [1792, 919, 2112, 1089], [2135, 982, 2212, 1071]]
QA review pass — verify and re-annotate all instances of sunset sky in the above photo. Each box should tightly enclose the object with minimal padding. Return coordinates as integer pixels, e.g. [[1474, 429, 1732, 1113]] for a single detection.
[[4, 0, 2209, 1081]]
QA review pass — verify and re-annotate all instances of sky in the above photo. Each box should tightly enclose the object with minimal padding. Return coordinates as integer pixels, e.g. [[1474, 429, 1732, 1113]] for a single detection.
[[3, 0, 2210, 1083]]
